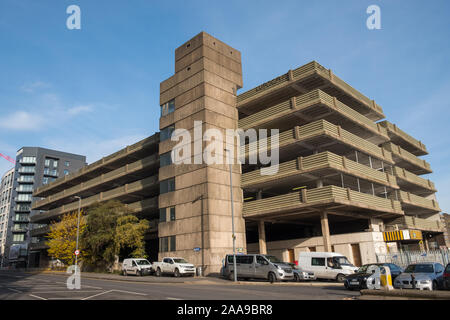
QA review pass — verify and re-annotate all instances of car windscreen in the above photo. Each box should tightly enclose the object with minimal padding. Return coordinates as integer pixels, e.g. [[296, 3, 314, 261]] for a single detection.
[[265, 255, 282, 263], [173, 259, 188, 264], [357, 265, 371, 273], [333, 256, 353, 266], [446, 264, 450, 273], [404, 264, 434, 273], [136, 260, 151, 265]]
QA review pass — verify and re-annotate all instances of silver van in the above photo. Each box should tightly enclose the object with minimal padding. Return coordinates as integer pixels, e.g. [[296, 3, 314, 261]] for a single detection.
[[222, 254, 294, 282]]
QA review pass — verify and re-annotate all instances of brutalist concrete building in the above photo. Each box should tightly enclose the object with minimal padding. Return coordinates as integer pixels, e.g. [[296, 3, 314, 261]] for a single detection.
[[31, 32, 444, 274]]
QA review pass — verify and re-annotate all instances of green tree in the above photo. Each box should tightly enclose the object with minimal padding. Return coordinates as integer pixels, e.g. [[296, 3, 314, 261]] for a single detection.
[[80, 200, 149, 270], [46, 211, 86, 266]]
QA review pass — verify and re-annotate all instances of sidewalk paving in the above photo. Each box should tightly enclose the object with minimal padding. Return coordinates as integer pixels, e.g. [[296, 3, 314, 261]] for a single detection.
[[5, 269, 343, 286]]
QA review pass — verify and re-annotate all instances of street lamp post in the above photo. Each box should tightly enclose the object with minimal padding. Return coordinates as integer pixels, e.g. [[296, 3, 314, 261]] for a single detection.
[[224, 148, 237, 282], [73, 196, 81, 274], [192, 194, 205, 275]]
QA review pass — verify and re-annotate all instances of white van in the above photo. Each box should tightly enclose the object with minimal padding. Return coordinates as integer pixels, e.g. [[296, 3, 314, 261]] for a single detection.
[[298, 252, 358, 282], [122, 258, 152, 276]]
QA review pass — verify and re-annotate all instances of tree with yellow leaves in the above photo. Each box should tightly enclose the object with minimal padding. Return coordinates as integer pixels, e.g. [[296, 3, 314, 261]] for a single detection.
[[46, 210, 86, 266]]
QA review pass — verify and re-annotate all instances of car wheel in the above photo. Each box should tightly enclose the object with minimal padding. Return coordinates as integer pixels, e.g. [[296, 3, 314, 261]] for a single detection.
[[123, 270, 127, 276], [174, 268, 180, 278], [336, 274, 346, 283], [228, 271, 235, 281], [432, 280, 437, 291], [294, 274, 300, 282], [156, 268, 161, 277], [268, 272, 277, 283], [138, 270, 143, 277]]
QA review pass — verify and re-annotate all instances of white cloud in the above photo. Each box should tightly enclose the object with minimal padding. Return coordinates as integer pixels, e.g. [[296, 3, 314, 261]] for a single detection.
[[21, 81, 51, 93], [68, 105, 93, 116], [0, 111, 46, 131]]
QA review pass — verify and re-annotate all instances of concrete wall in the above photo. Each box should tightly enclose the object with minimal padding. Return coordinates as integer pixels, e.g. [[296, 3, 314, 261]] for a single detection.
[[158, 32, 246, 275], [247, 231, 388, 265]]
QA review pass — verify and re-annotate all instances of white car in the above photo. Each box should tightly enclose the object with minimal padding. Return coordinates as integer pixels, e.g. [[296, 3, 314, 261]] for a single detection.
[[298, 252, 358, 282], [152, 257, 196, 277], [122, 258, 152, 276]]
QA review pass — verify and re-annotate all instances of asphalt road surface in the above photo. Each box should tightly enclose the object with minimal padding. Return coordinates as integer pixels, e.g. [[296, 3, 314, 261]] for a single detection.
[[0, 271, 360, 300]]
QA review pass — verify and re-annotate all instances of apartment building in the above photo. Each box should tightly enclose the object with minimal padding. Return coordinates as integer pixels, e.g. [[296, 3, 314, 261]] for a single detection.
[[3, 147, 86, 268], [0, 168, 15, 267], [31, 32, 444, 273], [31, 135, 160, 267]]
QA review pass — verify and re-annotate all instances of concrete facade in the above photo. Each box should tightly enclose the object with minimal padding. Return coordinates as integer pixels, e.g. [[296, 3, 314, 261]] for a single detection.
[[158, 32, 246, 274], [30, 32, 445, 274]]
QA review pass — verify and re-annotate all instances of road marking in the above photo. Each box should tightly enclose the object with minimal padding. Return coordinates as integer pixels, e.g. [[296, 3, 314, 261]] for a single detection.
[[81, 290, 113, 300], [110, 289, 147, 296], [7, 288, 23, 293], [167, 297, 182, 300], [29, 294, 47, 300], [31, 290, 104, 294]]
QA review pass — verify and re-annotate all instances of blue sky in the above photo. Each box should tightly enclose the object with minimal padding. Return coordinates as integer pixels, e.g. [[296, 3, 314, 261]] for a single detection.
[[0, 0, 449, 212]]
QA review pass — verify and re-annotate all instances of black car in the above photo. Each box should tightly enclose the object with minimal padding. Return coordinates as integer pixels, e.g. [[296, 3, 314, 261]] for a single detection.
[[344, 263, 403, 291], [444, 263, 450, 290]]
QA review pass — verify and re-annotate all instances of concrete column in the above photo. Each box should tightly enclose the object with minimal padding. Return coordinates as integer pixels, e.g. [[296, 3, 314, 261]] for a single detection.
[[320, 211, 332, 252], [258, 220, 267, 254]]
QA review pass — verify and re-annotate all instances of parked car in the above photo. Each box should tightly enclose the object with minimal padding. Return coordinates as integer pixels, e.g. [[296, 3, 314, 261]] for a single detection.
[[152, 257, 196, 277], [344, 263, 403, 290], [443, 263, 450, 290], [122, 258, 152, 276], [394, 262, 445, 291], [222, 254, 294, 282], [298, 252, 358, 282], [285, 262, 316, 281]]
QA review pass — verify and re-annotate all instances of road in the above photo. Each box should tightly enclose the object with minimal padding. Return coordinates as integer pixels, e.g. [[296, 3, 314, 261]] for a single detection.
[[0, 271, 360, 300]]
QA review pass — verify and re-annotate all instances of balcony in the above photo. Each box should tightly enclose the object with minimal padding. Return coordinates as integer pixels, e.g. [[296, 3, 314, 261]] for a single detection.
[[398, 190, 440, 214], [378, 121, 427, 156], [18, 168, 35, 174], [14, 205, 31, 212], [238, 61, 385, 121], [14, 197, 32, 203], [386, 216, 444, 233], [239, 89, 388, 144], [242, 119, 394, 165], [31, 194, 159, 225], [242, 151, 398, 190], [17, 177, 34, 183], [393, 166, 436, 196], [29, 242, 49, 251], [33, 154, 159, 210], [30, 225, 50, 237], [12, 225, 28, 233], [12, 216, 30, 223], [34, 133, 160, 198], [382, 142, 431, 175], [243, 185, 403, 219]]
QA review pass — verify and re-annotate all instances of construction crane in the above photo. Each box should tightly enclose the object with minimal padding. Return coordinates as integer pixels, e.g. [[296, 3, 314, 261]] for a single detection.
[[0, 153, 16, 165]]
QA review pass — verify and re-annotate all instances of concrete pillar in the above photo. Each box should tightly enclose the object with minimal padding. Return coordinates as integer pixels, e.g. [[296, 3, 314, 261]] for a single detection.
[[258, 220, 267, 254], [320, 211, 332, 252]]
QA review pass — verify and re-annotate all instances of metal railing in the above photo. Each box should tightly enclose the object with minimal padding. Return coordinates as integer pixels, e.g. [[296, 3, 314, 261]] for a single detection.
[[376, 249, 450, 269]]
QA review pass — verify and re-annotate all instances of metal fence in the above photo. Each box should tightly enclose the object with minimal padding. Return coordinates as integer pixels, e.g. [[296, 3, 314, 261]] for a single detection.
[[376, 249, 450, 269]]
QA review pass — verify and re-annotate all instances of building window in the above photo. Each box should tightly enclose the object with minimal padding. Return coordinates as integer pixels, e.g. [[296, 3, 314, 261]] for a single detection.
[[160, 99, 175, 117], [169, 207, 176, 221], [53, 160, 58, 168], [170, 236, 176, 252], [159, 236, 176, 252], [160, 125, 175, 142], [160, 178, 175, 194], [44, 159, 50, 167], [160, 237, 169, 252], [64, 170, 69, 176], [13, 234, 25, 242], [21, 156, 36, 164], [159, 208, 166, 223], [65, 161, 70, 167], [160, 152, 172, 167], [43, 177, 49, 185]]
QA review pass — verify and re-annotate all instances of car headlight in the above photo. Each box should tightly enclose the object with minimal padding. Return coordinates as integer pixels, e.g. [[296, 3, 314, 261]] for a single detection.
[[420, 280, 431, 284]]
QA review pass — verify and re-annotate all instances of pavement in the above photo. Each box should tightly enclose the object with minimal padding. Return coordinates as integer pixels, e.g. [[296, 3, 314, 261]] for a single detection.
[[0, 271, 358, 300]]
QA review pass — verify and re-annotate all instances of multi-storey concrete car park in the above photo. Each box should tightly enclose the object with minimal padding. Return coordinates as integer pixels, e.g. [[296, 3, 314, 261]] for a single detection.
[[30, 32, 445, 274]]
